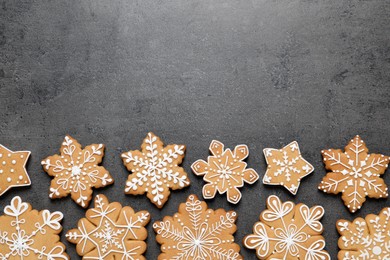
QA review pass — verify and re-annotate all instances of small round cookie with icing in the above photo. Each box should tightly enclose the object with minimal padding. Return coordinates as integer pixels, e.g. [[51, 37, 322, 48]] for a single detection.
[[191, 140, 259, 204]]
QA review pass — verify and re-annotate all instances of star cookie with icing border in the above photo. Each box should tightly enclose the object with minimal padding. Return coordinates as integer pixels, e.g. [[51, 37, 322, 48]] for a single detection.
[[191, 140, 259, 204], [263, 141, 314, 195], [0, 144, 31, 196], [318, 135, 389, 213]]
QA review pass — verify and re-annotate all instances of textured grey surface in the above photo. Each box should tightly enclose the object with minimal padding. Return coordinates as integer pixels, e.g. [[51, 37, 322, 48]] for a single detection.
[[1, 0, 390, 259]]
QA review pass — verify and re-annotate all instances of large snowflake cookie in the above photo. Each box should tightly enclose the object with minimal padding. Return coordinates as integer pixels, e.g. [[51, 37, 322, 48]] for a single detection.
[[41, 135, 114, 208], [0, 144, 31, 196], [337, 207, 390, 259], [243, 195, 330, 260], [0, 196, 68, 259], [191, 140, 259, 204], [153, 194, 242, 260], [121, 132, 190, 208], [263, 141, 314, 195], [66, 194, 150, 259], [318, 135, 389, 213]]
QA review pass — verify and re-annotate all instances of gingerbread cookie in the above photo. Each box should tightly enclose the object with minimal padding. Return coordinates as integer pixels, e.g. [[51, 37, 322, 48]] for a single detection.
[[66, 194, 150, 259], [243, 195, 330, 260], [0, 196, 68, 259], [191, 140, 259, 204], [41, 135, 114, 208], [121, 132, 190, 208], [337, 207, 390, 259], [263, 141, 314, 195], [153, 194, 242, 260], [0, 144, 31, 196], [318, 135, 389, 213]]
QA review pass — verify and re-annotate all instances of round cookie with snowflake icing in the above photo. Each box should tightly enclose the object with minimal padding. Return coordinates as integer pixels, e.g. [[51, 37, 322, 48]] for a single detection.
[[121, 132, 190, 208], [243, 195, 330, 260], [41, 135, 114, 208], [0, 196, 68, 259], [66, 194, 150, 259], [191, 140, 259, 204], [153, 194, 242, 260], [337, 207, 390, 259]]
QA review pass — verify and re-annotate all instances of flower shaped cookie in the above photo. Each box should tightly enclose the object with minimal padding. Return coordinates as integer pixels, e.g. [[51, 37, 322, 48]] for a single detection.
[[191, 140, 259, 204], [0, 196, 68, 259], [318, 135, 389, 212], [244, 195, 330, 260], [337, 207, 390, 259], [263, 141, 314, 195], [153, 194, 242, 260], [66, 194, 150, 259], [42, 135, 113, 208]]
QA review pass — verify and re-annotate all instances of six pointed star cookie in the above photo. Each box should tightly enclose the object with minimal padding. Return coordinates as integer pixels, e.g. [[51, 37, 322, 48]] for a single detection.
[[337, 207, 390, 259], [243, 195, 330, 260], [41, 135, 114, 208], [0, 144, 31, 196], [121, 132, 190, 208], [0, 196, 68, 259], [318, 135, 389, 213], [191, 140, 259, 204], [66, 194, 150, 260], [263, 141, 314, 195], [153, 194, 242, 260]]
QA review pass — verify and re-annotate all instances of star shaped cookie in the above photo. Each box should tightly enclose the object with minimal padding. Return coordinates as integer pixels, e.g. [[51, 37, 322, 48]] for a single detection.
[[263, 141, 314, 195], [0, 144, 31, 196]]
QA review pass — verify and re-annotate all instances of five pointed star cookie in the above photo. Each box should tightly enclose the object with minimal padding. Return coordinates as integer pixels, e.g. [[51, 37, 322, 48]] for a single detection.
[[41, 135, 114, 208], [191, 140, 259, 204], [318, 135, 389, 213], [263, 141, 314, 195], [66, 194, 150, 260], [121, 132, 190, 208], [0, 144, 31, 196]]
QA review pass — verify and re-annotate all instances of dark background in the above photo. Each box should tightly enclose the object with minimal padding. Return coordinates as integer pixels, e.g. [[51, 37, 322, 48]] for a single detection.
[[1, 0, 389, 259]]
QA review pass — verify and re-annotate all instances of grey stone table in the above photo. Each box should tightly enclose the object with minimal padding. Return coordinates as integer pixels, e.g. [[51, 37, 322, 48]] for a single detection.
[[1, 0, 389, 259]]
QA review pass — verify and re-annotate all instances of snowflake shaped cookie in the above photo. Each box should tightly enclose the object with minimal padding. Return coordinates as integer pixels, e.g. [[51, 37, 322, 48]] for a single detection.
[[121, 132, 190, 208], [318, 135, 389, 213], [41, 135, 114, 208], [263, 141, 314, 195], [153, 194, 242, 260], [244, 195, 330, 260], [191, 140, 259, 204], [0, 196, 68, 259], [0, 144, 31, 196], [66, 194, 150, 259], [337, 207, 390, 259]]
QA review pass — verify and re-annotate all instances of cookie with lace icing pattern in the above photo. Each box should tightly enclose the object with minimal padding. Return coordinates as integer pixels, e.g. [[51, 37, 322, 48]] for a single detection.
[[66, 194, 150, 259], [337, 207, 390, 260], [0, 144, 31, 196], [318, 135, 389, 213], [41, 135, 114, 208], [243, 195, 330, 260], [121, 132, 190, 208], [0, 196, 68, 259], [153, 194, 242, 260], [191, 140, 259, 204], [263, 141, 314, 195]]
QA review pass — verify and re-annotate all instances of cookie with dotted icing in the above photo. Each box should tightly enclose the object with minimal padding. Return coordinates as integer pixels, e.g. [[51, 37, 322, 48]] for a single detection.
[[191, 140, 259, 204], [263, 141, 314, 195], [0, 144, 31, 196], [66, 194, 150, 260], [153, 194, 242, 260], [318, 135, 389, 213], [0, 196, 68, 259], [121, 132, 190, 208], [41, 135, 114, 208], [337, 207, 390, 259], [243, 195, 330, 260]]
